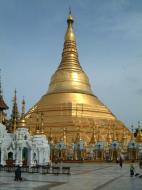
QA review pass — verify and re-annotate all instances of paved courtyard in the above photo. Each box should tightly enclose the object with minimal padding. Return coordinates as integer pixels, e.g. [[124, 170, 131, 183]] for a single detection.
[[0, 163, 142, 190]]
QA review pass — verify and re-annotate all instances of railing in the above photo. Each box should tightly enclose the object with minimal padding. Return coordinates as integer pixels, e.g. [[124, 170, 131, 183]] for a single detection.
[[0, 165, 71, 175]]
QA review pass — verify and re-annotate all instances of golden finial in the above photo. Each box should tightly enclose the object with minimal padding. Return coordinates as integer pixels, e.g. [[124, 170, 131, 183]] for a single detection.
[[75, 126, 81, 143], [63, 128, 67, 144], [13, 118, 17, 132], [106, 125, 112, 144], [65, 9, 75, 41], [122, 128, 127, 142], [35, 111, 44, 135], [40, 112, 44, 134], [136, 121, 142, 142], [67, 7, 73, 23], [49, 128, 53, 143], [89, 127, 97, 144], [18, 97, 26, 128], [96, 124, 101, 142], [35, 110, 40, 134], [112, 124, 117, 141]]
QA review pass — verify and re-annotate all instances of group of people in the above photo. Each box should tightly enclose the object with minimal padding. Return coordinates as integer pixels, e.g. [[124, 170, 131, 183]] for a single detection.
[[118, 156, 142, 177], [13, 158, 142, 181], [129, 160, 142, 177], [130, 163, 135, 177]]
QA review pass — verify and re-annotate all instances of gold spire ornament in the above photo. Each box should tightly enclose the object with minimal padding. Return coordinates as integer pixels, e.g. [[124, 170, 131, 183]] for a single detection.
[[122, 128, 127, 142], [40, 112, 44, 134], [35, 111, 45, 135], [75, 126, 81, 143], [89, 127, 97, 144], [106, 126, 112, 144], [97, 126, 102, 142], [63, 128, 67, 144], [49, 128, 53, 143], [35, 111, 40, 134], [112, 125, 117, 141], [65, 13, 75, 41], [136, 121, 142, 143], [18, 97, 26, 128], [130, 124, 135, 140]]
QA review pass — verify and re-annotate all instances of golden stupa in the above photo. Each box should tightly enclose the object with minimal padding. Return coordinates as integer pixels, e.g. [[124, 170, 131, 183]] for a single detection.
[[25, 13, 130, 144]]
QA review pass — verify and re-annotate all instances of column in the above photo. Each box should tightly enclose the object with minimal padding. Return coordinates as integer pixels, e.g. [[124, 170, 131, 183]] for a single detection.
[[20, 148, 23, 166], [1, 149, 5, 165]]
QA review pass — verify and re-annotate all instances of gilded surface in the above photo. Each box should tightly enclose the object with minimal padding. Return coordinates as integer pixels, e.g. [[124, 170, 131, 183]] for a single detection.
[[25, 13, 130, 145]]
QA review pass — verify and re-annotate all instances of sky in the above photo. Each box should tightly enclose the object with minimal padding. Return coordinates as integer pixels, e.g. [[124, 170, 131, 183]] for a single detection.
[[0, 0, 142, 129]]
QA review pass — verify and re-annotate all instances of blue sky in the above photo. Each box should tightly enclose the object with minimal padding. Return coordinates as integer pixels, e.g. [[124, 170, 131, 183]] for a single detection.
[[0, 0, 142, 128]]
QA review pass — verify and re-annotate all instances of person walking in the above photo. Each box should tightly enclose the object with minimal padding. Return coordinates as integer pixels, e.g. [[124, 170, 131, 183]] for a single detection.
[[119, 156, 123, 168], [15, 165, 22, 181], [130, 163, 135, 177]]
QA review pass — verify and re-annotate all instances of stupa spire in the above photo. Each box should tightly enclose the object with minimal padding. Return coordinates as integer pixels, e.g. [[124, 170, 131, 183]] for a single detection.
[[47, 12, 92, 95], [35, 111, 40, 134], [0, 69, 8, 111], [136, 121, 142, 143], [75, 126, 81, 143], [21, 97, 25, 117], [63, 127, 67, 144], [0, 69, 8, 123], [59, 11, 80, 70], [40, 112, 44, 134], [106, 126, 112, 144], [35, 111, 44, 135], [131, 124, 135, 140], [49, 128, 53, 143], [18, 97, 26, 128], [9, 89, 19, 132], [89, 127, 97, 144], [122, 128, 127, 142]]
